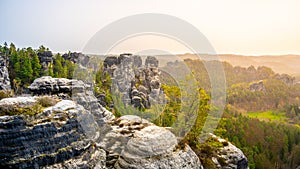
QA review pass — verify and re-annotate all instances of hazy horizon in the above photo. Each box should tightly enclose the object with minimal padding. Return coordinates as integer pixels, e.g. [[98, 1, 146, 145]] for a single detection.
[[1, 0, 300, 55]]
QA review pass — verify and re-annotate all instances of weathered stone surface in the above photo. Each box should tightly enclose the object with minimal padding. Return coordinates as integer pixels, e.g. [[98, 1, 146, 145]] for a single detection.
[[145, 56, 159, 68], [38, 51, 53, 65], [28, 76, 90, 95], [116, 144, 202, 169], [104, 56, 119, 68], [115, 125, 202, 169], [0, 96, 37, 108], [73, 91, 115, 124], [133, 55, 142, 67], [99, 115, 202, 169], [42, 146, 106, 169], [209, 134, 249, 169], [62, 52, 89, 65], [249, 80, 265, 92], [120, 125, 177, 157], [0, 97, 106, 168], [0, 55, 11, 90], [103, 54, 162, 109]]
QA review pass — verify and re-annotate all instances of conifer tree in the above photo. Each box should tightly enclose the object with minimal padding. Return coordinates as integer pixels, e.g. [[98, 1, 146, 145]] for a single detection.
[[53, 53, 64, 78], [31, 52, 42, 79]]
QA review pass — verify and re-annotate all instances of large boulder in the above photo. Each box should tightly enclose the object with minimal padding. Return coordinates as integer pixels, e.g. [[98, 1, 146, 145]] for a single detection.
[[99, 115, 203, 169], [0, 97, 106, 168], [28, 76, 90, 95], [0, 55, 11, 91]]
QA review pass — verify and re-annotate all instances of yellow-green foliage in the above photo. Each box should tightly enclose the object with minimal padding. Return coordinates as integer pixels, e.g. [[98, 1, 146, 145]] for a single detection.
[[152, 84, 181, 127], [0, 90, 12, 100], [247, 110, 287, 122], [0, 103, 43, 116]]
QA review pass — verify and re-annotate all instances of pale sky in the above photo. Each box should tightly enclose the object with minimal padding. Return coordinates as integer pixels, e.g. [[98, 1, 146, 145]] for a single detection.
[[1, 0, 300, 55]]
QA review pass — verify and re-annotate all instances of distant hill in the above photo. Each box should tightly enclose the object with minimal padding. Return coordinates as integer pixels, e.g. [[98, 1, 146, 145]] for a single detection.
[[174, 54, 300, 79]]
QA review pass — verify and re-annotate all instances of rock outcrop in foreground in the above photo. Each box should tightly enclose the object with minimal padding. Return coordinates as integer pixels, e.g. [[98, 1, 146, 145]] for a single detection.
[[0, 96, 202, 168], [209, 134, 249, 169], [0, 98, 106, 168], [28, 76, 91, 96], [100, 115, 202, 169]]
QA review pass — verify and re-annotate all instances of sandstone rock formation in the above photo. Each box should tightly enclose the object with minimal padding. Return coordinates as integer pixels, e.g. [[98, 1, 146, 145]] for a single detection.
[[274, 73, 295, 85], [103, 54, 162, 109], [28, 76, 91, 95], [0, 95, 203, 169], [0, 55, 11, 90], [209, 134, 249, 169], [249, 80, 265, 92], [28, 76, 115, 126], [100, 115, 203, 169], [62, 52, 90, 65], [38, 51, 53, 70], [0, 97, 106, 168]]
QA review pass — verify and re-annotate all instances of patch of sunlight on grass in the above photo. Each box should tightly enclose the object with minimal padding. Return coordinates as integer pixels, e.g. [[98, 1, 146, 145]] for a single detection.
[[247, 110, 287, 122]]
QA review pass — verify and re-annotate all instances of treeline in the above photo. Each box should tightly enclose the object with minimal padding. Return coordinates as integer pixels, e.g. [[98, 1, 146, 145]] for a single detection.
[[0, 43, 75, 93], [183, 58, 293, 89], [217, 108, 300, 169], [227, 79, 300, 112], [182, 59, 300, 122]]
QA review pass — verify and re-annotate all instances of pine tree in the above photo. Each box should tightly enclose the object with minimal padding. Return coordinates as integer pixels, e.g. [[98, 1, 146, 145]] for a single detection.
[[31, 52, 42, 79], [20, 50, 33, 84], [53, 53, 64, 78], [65, 60, 75, 79]]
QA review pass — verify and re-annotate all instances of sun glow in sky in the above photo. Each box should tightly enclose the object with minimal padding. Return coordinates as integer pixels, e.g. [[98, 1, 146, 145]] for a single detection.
[[1, 0, 300, 55]]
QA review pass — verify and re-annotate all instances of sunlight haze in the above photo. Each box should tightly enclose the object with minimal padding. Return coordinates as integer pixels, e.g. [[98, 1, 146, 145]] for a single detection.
[[1, 0, 300, 55]]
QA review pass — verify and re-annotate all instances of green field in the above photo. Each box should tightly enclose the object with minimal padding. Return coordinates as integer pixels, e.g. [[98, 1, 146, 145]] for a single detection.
[[246, 110, 287, 122]]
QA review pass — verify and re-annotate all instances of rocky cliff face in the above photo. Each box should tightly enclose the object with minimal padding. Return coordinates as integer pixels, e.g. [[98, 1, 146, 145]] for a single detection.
[[0, 77, 202, 168], [28, 76, 91, 96], [62, 52, 90, 65], [0, 98, 106, 168], [37, 51, 53, 70], [209, 134, 249, 169], [103, 54, 162, 109], [0, 55, 11, 91], [0, 96, 203, 168]]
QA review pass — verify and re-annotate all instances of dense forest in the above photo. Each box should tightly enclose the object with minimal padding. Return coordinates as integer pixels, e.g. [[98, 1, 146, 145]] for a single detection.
[[0, 42, 75, 94], [1, 43, 300, 168], [183, 59, 300, 168]]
